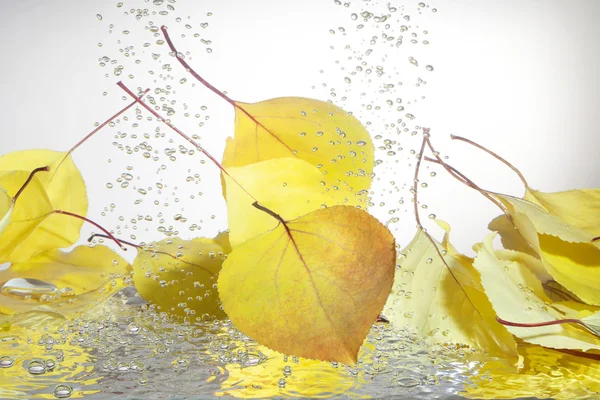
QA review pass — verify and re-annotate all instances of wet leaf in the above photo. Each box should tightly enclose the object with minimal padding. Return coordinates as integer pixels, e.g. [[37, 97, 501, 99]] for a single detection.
[[491, 194, 600, 306], [0, 245, 130, 318], [384, 221, 516, 357], [218, 205, 395, 364], [221, 97, 373, 208], [473, 232, 600, 352], [132, 235, 229, 319], [223, 158, 357, 248], [0, 150, 87, 263]]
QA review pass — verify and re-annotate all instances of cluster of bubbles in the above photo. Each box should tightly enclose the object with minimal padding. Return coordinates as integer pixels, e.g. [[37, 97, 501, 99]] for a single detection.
[[1, 293, 478, 398]]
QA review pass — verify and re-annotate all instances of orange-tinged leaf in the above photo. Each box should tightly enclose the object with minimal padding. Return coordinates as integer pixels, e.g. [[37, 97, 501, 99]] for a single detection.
[[222, 97, 373, 208], [218, 205, 395, 364], [132, 236, 229, 319], [0, 150, 87, 262], [0, 245, 131, 317]]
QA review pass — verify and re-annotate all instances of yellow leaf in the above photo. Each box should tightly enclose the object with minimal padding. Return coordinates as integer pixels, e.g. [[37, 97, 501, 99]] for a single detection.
[[463, 344, 600, 399], [492, 194, 600, 306], [384, 224, 516, 357], [223, 158, 357, 248], [0, 150, 88, 262], [222, 97, 373, 207], [473, 232, 600, 352], [132, 235, 229, 319], [218, 205, 395, 364], [0, 245, 130, 318], [525, 188, 600, 238]]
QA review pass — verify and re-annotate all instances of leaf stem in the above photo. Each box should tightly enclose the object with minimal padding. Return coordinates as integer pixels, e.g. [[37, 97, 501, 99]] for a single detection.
[[252, 201, 285, 224], [159, 25, 294, 155], [496, 316, 586, 329], [88, 233, 215, 274], [593, 236, 599, 242], [53, 210, 125, 250], [51, 89, 151, 182], [13, 166, 49, 203], [116, 81, 258, 203], [87, 233, 140, 249], [450, 134, 529, 190], [412, 129, 429, 229]]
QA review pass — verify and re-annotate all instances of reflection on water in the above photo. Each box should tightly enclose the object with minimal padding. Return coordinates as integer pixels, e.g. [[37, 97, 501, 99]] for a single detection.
[[1, 288, 599, 399]]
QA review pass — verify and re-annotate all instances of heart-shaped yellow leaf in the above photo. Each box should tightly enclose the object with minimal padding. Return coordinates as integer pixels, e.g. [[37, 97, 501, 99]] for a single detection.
[[218, 205, 395, 364]]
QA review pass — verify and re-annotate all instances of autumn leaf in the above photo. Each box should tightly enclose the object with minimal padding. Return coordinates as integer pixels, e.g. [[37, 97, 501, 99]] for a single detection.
[[473, 232, 600, 352], [384, 221, 516, 357], [491, 194, 600, 306], [158, 26, 374, 208], [0, 150, 87, 263], [132, 235, 230, 319], [0, 245, 130, 318], [223, 158, 357, 248], [218, 205, 395, 364]]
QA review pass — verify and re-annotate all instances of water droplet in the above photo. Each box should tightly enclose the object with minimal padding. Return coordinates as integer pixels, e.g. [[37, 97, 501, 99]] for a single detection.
[[426, 65, 434, 71], [27, 360, 46, 375], [356, 140, 367, 147], [96, 14, 103, 20], [0, 356, 14, 368], [425, 258, 433, 264], [2, 278, 57, 299], [53, 384, 73, 398]]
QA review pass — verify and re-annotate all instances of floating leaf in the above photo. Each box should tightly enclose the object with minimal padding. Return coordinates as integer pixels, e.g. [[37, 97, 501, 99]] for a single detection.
[[473, 232, 600, 352], [218, 205, 395, 364], [0, 150, 87, 263], [132, 235, 229, 319], [0, 245, 130, 317], [223, 158, 357, 248], [384, 222, 516, 357]]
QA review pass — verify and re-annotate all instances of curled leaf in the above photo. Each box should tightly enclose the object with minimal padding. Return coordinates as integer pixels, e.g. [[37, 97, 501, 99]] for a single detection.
[[218, 205, 395, 364], [132, 235, 229, 319]]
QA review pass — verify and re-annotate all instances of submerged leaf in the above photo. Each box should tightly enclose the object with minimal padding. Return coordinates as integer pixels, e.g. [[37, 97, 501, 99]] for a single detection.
[[384, 222, 516, 356], [0, 185, 13, 234], [222, 97, 373, 207], [0, 245, 130, 317], [218, 205, 395, 364], [132, 235, 229, 319], [473, 233, 600, 352]]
